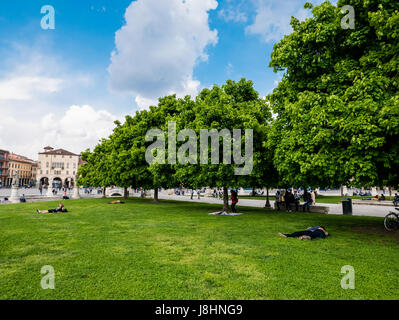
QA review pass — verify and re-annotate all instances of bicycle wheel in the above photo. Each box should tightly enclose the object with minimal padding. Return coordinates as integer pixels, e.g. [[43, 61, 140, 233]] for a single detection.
[[384, 213, 399, 231]]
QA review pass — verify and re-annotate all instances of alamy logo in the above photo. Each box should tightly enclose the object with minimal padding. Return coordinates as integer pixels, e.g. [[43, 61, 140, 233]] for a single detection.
[[41, 5, 55, 30], [341, 265, 355, 290], [41, 265, 55, 290], [145, 122, 253, 176], [341, 5, 355, 30]]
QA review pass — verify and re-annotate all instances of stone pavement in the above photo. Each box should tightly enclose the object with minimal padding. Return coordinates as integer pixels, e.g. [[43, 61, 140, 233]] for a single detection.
[[156, 193, 393, 218], [0, 188, 394, 218]]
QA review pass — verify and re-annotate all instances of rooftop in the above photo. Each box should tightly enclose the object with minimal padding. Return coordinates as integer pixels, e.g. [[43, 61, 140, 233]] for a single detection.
[[39, 148, 79, 157]]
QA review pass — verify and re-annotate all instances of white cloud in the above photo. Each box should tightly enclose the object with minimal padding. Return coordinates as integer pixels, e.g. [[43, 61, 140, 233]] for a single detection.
[[0, 105, 119, 159], [0, 76, 63, 100], [218, 0, 248, 23], [0, 45, 124, 159], [246, 0, 322, 42], [108, 0, 218, 109]]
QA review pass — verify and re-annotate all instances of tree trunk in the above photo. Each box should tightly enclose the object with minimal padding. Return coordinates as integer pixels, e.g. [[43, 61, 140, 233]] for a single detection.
[[102, 187, 106, 198], [223, 186, 229, 212], [123, 187, 128, 200], [265, 188, 271, 208], [153, 188, 159, 203]]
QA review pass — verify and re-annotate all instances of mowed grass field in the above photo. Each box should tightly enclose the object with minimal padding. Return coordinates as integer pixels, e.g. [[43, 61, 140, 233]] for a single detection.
[[0, 198, 398, 300]]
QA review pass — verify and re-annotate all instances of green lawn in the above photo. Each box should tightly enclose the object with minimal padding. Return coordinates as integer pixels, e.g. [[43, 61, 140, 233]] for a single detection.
[[240, 195, 394, 204], [0, 198, 398, 300]]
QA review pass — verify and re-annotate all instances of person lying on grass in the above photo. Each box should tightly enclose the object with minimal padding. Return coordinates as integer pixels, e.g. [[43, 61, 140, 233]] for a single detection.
[[36, 203, 68, 214], [278, 226, 329, 240], [108, 200, 125, 204]]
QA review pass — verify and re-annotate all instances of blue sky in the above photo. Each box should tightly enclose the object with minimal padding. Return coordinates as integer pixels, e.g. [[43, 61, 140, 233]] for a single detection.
[[0, 0, 326, 158]]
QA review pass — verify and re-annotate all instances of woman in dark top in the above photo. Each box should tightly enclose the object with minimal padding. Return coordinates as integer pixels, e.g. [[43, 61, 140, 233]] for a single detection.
[[230, 189, 238, 213], [279, 226, 329, 240], [37, 203, 67, 214]]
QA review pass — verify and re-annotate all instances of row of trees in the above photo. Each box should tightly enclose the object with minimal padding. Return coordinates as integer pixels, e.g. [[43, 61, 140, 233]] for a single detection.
[[78, 79, 277, 212], [78, 0, 398, 211]]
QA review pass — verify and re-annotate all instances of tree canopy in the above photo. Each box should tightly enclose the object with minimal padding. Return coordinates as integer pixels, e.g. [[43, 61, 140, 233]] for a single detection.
[[268, 0, 399, 188]]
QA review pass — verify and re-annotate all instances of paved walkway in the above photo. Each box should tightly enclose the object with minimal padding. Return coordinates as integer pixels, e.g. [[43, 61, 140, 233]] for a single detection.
[[0, 188, 394, 218], [157, 193, 393, 218]]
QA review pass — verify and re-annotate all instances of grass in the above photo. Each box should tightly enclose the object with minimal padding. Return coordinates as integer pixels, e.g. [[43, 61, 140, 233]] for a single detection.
[[0, 198, 398, 300], [240, 195, 394, 204]]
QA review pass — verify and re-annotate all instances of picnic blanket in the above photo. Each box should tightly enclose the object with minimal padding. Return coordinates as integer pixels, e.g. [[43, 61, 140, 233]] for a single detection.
[[209, 211, 243, 216]]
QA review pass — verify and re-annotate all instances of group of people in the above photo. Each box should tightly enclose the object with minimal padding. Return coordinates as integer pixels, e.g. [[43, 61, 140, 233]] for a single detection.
[[212, 188, 224, 199], [275, 189, 316, 212]]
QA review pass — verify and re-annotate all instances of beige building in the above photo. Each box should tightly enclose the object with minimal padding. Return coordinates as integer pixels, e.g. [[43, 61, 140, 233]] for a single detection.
[[37, 146, 81, 189], [6, 153, 38, 187]]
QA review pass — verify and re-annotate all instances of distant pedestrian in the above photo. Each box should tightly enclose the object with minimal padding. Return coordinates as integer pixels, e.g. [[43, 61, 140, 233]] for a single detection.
[[303, 189, 313, 212], [293, 190, 301, 212], [275, 190, 282, 211], [230, 189, 239, 213], [311, 190, 316, 204], [285, 189, 294, 212], [190, 189, 194, 200], [197, 189, 201, 200]]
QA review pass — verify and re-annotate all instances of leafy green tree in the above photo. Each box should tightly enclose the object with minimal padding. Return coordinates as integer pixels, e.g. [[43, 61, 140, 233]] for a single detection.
[[78, 139, 114, 197], [173, 79, 274, 212], [269, 0, 399, 189]]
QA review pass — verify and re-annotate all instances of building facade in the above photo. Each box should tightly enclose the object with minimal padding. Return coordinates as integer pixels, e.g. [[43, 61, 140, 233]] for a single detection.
[[0, 149, 10, 188], [6, 153, 38, 187], [36, 146, 81, 189]]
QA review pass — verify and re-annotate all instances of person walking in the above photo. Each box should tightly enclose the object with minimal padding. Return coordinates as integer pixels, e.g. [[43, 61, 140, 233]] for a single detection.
[[285, 189, 294, 212], [311, 190, 316, 205], [197, 189, 201, 200], [230, 189, 239, 213], [275, 190, 282, 211], [293, 190, 301, 212], [190, 189, 194, 200], [303, 189, 313, 212]]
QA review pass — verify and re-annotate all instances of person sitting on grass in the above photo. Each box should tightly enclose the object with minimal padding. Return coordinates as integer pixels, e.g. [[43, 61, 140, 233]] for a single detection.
[[278, 226, 329, 240], [36, 203, 67, 214], [379, 194, 386, 201]]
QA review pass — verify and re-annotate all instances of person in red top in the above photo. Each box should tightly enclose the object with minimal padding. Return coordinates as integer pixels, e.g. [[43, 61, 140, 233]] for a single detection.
[[230, 189, 239, 213]]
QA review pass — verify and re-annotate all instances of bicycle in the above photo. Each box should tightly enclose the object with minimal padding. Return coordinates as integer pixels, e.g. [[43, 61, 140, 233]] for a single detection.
[[384, 208, 399, 231]]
